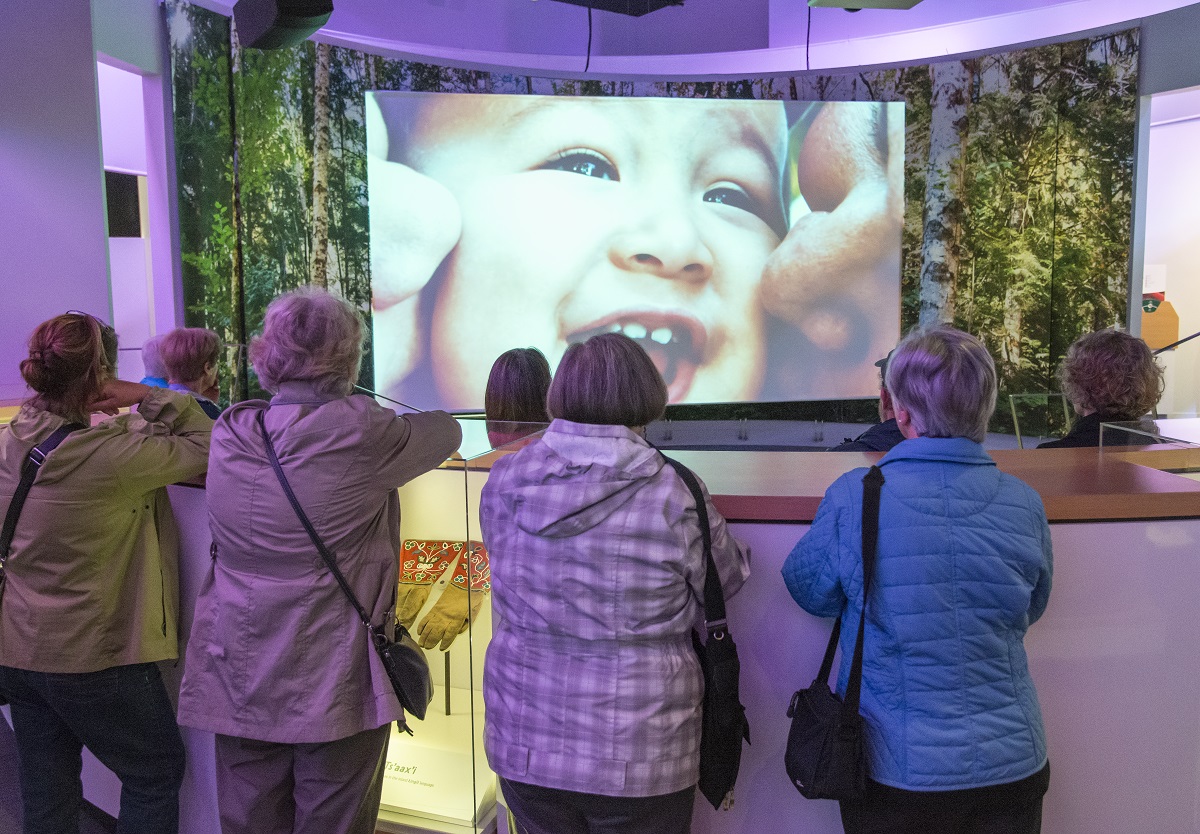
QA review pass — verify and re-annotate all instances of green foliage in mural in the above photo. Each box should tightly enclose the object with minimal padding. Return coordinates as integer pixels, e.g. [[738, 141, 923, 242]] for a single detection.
[[168, 1, 1136, 439]]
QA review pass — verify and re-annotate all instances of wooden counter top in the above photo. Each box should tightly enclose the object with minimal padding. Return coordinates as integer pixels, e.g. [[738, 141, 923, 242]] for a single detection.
[[663, 446, 1200, 524]]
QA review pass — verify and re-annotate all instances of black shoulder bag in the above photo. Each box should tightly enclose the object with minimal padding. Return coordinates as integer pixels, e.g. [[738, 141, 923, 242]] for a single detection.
[[784, 464, 884, 801], [664, 456, 750, 811], [1, 423, 85, 600], [256, 410, 433, 734]]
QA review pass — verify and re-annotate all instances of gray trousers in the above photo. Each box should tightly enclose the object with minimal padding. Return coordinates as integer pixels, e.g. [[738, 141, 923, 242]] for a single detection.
[[214, 725, 391, 834]]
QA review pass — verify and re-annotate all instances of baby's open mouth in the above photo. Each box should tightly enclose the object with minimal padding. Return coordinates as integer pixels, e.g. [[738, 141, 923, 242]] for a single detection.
[[567, 314, 706, 403]]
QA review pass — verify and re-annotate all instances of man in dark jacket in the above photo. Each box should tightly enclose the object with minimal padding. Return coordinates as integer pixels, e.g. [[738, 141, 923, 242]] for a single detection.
[[830, 351, 905, 452]]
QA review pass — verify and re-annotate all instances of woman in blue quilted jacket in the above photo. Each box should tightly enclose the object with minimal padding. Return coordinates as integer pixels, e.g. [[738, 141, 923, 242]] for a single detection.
[[783, 325, 1053, 834]]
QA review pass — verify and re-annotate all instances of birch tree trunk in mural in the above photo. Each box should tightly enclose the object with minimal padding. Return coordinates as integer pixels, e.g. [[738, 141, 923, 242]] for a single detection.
[[919, 59, 970, 326], [228, 25, 249, 403], [310, 42, 332, 289]]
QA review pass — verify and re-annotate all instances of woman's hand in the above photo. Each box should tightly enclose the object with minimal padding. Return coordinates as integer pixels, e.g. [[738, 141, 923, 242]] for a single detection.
[[90, 380, 153, 415]]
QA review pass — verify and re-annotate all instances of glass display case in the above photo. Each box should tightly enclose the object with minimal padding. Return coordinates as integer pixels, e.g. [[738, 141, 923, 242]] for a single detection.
[[1100, 417, 1200, 478], [376, 417, 548, 834]]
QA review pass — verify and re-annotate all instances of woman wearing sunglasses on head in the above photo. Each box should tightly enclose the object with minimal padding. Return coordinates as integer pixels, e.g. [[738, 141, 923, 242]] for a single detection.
[[0, 311, 213, 834]]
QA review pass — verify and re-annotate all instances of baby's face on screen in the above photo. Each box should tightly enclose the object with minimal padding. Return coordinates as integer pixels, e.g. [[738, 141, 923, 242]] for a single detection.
[[405, 95, 788, 408]]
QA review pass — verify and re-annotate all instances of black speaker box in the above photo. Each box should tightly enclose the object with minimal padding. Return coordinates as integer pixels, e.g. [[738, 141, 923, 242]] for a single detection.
[[232, 0, 334, 49], [549, 0, 682, 15]]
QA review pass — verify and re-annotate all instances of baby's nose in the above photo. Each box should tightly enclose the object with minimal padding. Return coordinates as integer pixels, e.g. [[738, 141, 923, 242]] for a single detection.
[[609, 206, 714, 283]]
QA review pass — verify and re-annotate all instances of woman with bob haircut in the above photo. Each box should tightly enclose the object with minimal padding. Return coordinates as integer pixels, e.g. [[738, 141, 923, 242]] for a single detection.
[[479, 331, 751, 834], [0, 311, 212, 834], [484, 346, 552, 448], [160, 326, 222, 418], [783, 325, 1053, 834], [177, 287, 461, 834], [1038, 328, 1164, 448]]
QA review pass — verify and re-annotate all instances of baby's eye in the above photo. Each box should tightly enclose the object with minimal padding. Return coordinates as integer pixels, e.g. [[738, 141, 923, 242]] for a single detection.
[[704, 185, 759, 213], [705, 184, 785, 236], [540, 150, 618, 181]]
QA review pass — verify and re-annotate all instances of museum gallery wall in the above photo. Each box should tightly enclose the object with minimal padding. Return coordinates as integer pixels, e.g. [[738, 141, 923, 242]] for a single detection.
[[166, 0, 1137, 435]]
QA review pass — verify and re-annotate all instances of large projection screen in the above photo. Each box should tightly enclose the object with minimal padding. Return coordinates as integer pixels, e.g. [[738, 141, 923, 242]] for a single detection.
[[367, 92, 902, 411]]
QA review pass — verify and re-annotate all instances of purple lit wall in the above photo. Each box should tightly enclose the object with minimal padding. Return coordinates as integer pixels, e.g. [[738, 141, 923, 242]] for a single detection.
[[0, 0, 111, 402]]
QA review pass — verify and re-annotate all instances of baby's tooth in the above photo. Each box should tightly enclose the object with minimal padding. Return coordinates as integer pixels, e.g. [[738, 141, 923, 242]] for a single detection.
[[623, 323, 648, 339], [650, 327, 672, 345], [608, 323, 622, 333]]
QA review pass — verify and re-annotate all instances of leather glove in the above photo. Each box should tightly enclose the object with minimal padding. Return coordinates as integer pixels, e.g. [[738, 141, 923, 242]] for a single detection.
[[396, 540, 456, 628], [415, 542, 491, 650], [417, 583, 484, 651], [397, 583, 433, 629]]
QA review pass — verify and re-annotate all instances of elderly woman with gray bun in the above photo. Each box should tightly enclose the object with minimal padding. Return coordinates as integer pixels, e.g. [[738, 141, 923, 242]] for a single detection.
[[784, 325, 1053, 834], [178, 288, 461, 834]]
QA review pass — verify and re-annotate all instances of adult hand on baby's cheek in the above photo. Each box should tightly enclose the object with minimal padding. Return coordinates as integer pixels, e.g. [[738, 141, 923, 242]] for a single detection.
[[761, 104, 903, 353], [367, 96, 462, 310], [367, 97, 463, 393]]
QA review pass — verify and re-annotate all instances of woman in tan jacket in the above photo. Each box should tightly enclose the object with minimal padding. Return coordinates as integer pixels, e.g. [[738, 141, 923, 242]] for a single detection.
[[0, 311, 213, 834]]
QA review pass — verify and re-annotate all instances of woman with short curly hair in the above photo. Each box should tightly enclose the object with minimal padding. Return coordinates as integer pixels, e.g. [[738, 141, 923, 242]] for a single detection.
[[1038, 329, 1164, 448]]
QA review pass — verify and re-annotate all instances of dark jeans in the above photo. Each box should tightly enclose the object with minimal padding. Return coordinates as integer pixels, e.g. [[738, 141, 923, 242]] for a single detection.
[[839, 762, 1051, 834], [500, 777, 696, 834], [0, 662, 185, 834]]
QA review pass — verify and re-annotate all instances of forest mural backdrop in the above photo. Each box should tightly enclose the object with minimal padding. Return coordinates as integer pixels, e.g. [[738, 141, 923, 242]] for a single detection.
[[166, 0, 1137, 436]]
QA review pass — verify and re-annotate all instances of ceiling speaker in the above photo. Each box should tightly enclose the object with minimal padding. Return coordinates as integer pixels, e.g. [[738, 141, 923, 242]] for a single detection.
[[232, 0, 334, 49], [808, 0, 924, 8], [548, 0, 683, 17]]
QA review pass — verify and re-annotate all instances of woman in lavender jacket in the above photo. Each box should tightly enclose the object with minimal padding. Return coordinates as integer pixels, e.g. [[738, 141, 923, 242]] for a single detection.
[[177, 289, 461, 834], [479, 332, 751, 834]]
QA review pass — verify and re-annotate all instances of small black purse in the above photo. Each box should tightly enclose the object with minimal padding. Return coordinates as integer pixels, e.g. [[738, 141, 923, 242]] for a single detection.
[[784, 465, 883, 801], [370, 621, 434, 722], [257, 411, 433, 732], [664, 456, 750, 811]]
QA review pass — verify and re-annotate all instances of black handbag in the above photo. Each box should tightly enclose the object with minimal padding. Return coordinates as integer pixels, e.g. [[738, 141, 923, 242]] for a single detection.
[[664, 456, 750, 811], [784, 465, 883, 801], [257, 411, 433, 733]]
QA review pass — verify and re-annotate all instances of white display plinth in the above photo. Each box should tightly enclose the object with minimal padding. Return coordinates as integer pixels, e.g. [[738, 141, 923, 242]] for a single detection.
[[379, 685, 495, 833]]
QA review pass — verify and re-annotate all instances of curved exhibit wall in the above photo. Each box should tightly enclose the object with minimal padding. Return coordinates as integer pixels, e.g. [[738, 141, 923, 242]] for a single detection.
[[166, 0, 1136, 437]]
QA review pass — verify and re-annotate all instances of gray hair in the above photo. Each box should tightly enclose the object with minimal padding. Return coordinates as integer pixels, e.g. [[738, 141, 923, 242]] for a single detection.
[[160, 327, 220, 384], [250, 288, 364, 397], [546, 333, 667, 427], [886, 325, 997, 443], [141, 334, 168, 379]]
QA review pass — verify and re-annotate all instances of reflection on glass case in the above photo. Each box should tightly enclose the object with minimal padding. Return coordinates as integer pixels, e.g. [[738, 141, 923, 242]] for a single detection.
[[1101, 418, 1200, 479], [376, 417, 548, 834]]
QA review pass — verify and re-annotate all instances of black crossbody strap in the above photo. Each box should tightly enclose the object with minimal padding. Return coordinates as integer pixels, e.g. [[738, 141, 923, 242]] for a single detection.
[[662, 456, 726, 639], [842, 465, 884, 719], [1, 422, 85, 567], [256, 410, 378, 635]]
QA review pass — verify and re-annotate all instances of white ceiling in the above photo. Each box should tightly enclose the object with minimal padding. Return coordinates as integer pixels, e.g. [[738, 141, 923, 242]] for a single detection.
[[196, 0, 1200, 76]]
